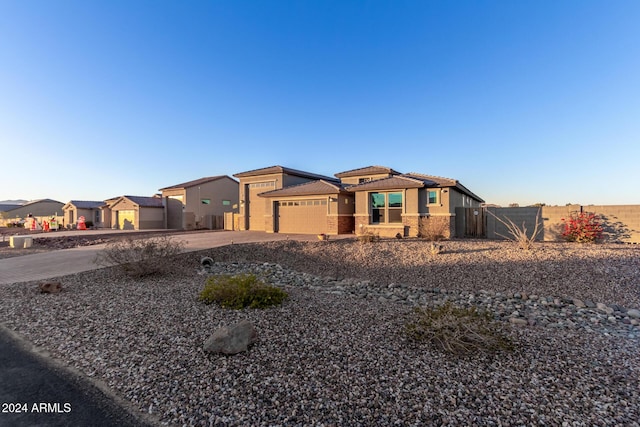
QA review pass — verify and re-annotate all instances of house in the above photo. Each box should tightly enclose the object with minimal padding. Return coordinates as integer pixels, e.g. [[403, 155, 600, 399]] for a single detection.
[[0, 199, 64, 227], [234, 164, 484, 237], [62, 201, 104, 228], [233, 166, 339, 232], [106, 195, 164, 230], [340, 167, 484, 238], [159, 176, 238, 230]]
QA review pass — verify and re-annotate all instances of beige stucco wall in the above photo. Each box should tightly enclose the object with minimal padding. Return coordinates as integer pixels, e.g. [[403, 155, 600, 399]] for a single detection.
[[138, 207, 165, 229], [484, 205, 640, 243], [339, 173, 394, 185]]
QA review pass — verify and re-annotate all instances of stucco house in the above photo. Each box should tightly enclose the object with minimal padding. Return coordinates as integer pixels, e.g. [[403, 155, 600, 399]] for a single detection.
[[235, 165, 483, 237], [107, 195, 164, 230], [233, 166, 340, 232], [62, 200, 104, 228], [159, 176, 238, 230], [0, 199, 64, 227], [339, 167, 484, 238]]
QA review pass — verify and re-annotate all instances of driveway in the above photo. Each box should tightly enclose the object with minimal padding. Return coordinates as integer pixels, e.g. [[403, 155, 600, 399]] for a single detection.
[[0, 230, 325, 285]]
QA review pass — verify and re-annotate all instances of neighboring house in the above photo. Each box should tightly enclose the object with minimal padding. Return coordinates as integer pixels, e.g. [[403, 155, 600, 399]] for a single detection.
[[62, 201, 104, 228], [107, 195, 164, 230], [234, 164, 484, 237], [0, 199, 64, 227], [233, 166, 338, 232], [341, 167, 484, 238], [159, 176, 239, 230]]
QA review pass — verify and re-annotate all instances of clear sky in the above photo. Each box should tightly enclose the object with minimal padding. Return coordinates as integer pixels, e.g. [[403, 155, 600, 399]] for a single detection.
[[1, 0, 639, 206]]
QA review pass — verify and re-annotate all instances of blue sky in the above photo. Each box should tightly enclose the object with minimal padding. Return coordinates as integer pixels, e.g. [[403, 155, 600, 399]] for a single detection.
[[1, 0, 639, 206]]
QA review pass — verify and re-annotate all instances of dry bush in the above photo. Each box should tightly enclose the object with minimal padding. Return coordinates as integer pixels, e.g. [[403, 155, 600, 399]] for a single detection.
[[419, 216, 450, 241], [94, 235, 185, 278], [488, 209, 541, 250], [357, 226, 380, 243], [406, 302, 514, 356]]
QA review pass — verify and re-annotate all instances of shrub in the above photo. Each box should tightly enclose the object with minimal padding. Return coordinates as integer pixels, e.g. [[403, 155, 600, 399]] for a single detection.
[[357, 226, 380, 243], [198, 273, 288, 309], [487, 209, 541, 250], [405, 302, 514, 356], [94, 235, 185, 277], [561, 212, 603, 243], [419, 216, 450, 241]]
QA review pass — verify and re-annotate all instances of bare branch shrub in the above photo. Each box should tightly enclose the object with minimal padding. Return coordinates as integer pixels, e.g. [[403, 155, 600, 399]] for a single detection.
[[488, 209, 542, 250], [419, 216, 450, 241], [357, 226, 380, 243], [94, 235, 186, 278], [405, 302, 514, 356]]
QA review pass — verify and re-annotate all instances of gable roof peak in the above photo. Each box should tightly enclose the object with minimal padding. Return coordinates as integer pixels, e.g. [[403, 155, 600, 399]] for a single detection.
[[334, 165, 402, 178]]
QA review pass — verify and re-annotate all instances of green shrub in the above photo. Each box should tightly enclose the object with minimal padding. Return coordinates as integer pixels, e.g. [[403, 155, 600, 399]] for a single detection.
[[198, 274, 288, 309], [406, 302, 514, 356], [94, 235, 185, 278]]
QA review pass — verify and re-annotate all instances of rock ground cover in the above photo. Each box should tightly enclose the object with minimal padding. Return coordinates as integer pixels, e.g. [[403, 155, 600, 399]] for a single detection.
[[0, 239, 638, 426]]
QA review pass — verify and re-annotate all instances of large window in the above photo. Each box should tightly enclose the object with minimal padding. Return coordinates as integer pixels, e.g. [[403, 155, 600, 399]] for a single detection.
[[370, 192, 403, 224]]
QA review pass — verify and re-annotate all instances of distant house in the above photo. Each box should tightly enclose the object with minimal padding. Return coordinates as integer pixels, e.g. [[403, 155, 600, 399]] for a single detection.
[[233, 165, 483, 237], [62, 200, 104, 228], [107, 195, 164, 230], [159, 176, 239, 230], [0, 199, 64, 227]]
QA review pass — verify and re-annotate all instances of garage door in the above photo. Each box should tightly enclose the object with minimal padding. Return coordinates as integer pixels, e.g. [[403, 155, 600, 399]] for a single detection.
[[118, 210, 135, 230], [248, 182, 274, 231], [276, 199, 327, 234]]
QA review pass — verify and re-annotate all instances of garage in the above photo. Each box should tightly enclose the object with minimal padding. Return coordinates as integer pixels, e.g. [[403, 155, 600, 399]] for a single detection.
[[276, 199, 328, 234], [118, 210, 135, 230], [247, 182, 274, 231]]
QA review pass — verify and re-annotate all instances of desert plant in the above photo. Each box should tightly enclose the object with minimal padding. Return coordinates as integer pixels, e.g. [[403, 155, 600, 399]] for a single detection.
[[405, 302, 514, 356], [357, 226, 380, 243], [487, 209, 541, 250], [428, 242, 444, 256], [419, 216, 450, 241], [94, 235, 185, 277], [561, 212, 603, 243], [198, 273, 288, 309]]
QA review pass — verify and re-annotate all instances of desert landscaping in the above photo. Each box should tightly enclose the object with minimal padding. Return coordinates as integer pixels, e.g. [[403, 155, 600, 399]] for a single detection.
[[1, 236, 639, 426]]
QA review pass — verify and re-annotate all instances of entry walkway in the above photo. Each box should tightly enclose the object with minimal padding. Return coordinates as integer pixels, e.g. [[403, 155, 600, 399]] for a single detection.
[[0, 230, 321, 285]]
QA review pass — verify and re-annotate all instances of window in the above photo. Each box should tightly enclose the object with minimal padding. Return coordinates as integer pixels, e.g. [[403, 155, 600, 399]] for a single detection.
[[359, 177, 372, 183], [222, 200, 231, 206], [370, 192, 403, 224], [201, 199, 211, 205], [428, 190, 438, 205]]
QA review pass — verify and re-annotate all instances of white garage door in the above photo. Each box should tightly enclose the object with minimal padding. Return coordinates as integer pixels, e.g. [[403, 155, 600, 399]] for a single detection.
[[118, 210, 135, 230]]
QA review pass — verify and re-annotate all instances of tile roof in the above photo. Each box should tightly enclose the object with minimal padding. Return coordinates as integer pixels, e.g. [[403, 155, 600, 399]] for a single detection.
[[67, 200, 105, 209], [159, 175, 234, 191], [123, 196, 164, 208], [334, 165, 401, 178], [404, 173, 485, 202], [233, 165, 337, 182], [259, 180, 348, 198]]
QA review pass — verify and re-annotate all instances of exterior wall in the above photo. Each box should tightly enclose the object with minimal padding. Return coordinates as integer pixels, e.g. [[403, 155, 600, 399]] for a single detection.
[[138, 207, 165, 229], [237, 173, 283, 231], [3, 201, 64, 221], [63, 207, 103, 228], [484, 205, 640, 243], [339, 173, 394, 185]]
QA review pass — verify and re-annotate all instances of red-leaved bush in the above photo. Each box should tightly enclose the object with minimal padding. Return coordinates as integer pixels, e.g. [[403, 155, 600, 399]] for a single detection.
[[561, 212, 603, 243]]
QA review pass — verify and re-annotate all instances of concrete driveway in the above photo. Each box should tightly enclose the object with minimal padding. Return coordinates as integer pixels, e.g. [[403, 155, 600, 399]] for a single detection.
[[0, 230, 325, 285]]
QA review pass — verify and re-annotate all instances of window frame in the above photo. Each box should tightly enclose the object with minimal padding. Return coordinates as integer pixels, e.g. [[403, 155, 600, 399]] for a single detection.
[[427, 190, 439, 205]]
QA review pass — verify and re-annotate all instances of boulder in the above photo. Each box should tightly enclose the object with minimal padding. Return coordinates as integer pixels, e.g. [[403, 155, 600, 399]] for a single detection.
[[204, 320, 257, 355], [39, 282, 62, 294]]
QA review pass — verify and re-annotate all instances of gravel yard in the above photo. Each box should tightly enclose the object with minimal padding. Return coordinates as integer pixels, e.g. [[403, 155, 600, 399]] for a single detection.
[[1, 239, 639, 426]]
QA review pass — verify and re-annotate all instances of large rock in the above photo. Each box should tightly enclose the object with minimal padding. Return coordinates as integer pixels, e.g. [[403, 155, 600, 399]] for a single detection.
[[204, 320, 257, 355], [39, 282, 62, 294]]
